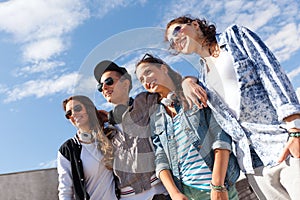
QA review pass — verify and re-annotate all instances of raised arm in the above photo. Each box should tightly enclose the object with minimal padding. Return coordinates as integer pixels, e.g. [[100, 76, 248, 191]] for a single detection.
[[181, 76, 208, 109]]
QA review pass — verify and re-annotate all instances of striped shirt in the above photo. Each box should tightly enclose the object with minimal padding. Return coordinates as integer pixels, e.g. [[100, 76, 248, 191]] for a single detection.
[[173, 113, 212, 190]]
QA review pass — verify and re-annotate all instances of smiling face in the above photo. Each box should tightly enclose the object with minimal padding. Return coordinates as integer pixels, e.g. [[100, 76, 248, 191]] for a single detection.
[[136, 62, 174, 97], [65, 99, 90, 131], [100, 70, 130, 105], [166, 21, 202, 54]]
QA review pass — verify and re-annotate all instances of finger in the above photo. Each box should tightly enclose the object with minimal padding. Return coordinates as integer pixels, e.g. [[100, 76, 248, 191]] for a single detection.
[[186, 97, 194, 110], [184, 90, 201, 109], [199, 87, 208, 102], [193, 96, 203, 109], [195, 93, 207, 107], [193, 86, 208, 107], [278, 145, 290, 163]]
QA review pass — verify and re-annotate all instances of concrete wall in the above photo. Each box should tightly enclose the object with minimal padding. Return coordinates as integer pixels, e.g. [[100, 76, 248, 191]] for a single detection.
[[0, 168, 58, 200], [0, 168, 258, 200]]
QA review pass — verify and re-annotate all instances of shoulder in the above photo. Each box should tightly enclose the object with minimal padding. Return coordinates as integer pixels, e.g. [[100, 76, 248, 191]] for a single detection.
[[59, 138, 73, 149], [134, 92, 159, 104], [58, 137, 80, 159], [223, 24, 256, 37], [223, 24, 243, 32], [132, 92, 159, 111]]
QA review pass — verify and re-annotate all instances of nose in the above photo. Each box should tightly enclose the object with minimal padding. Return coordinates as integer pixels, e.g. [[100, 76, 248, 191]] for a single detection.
[[102, 82, 111, 91], [143, 76, 152, 89]]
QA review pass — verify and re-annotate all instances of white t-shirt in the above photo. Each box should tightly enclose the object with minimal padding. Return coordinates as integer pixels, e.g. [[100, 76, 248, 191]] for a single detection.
[[57, 141, 117, 200], [205, 49, 241, 118]]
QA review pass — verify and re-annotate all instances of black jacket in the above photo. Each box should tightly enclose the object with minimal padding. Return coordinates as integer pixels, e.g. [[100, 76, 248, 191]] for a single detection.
[[59, 137, 90, 200]]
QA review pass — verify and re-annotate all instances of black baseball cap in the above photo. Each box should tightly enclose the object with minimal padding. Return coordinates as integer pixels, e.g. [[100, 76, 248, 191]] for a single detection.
[[94, 60, 132, 90]]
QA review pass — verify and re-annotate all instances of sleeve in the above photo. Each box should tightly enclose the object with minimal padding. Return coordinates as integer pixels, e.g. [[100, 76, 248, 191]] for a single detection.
[[152, 134, 170, 178], [57, 151, 74, 200], [150, 116, 170, 178], [129, 92, 159, 126], [234, 25, 300, 121], [205, 108, 232, 151]]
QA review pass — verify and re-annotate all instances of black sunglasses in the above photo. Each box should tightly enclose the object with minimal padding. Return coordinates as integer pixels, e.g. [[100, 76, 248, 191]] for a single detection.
[[97, 77, 115, 92], [65, 104, 83, 119], [136, 53, 165, 67]]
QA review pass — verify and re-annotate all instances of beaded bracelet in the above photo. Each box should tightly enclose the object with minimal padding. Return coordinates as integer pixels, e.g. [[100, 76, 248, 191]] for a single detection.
[[289, 132, 300, 137], [210, 182, 227, 192]]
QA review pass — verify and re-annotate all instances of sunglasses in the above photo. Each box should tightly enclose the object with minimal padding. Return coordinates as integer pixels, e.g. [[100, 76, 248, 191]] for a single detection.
[[97, 77, 115, 92], [136, 53, 165, 67], [168, 23, 190, 49], [65, 104, 83, 119]]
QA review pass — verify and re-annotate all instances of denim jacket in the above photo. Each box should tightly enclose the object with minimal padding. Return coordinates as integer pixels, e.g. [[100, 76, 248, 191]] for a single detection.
[[197, 24, 300, 173], [150, 104, 240, 190]]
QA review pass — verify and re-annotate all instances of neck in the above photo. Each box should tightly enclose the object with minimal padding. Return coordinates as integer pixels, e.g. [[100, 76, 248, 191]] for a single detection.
[[78, 128, 91, 134], [159, 81, 176, 98], [195, 39, 219, 58]]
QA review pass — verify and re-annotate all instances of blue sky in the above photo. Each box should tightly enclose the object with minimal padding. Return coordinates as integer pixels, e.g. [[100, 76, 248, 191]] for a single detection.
[[0, 0, 300, 174]]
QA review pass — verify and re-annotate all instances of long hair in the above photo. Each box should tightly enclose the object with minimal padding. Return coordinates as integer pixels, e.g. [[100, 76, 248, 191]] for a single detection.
[[63, 95, 114, 170], [165, 15, 217, 49], [135, 54, 188, 107]]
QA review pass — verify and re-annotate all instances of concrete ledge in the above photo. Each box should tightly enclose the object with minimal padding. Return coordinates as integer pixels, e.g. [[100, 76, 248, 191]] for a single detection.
[[0, 168, 258, 200], [0, 168, 58, 200]]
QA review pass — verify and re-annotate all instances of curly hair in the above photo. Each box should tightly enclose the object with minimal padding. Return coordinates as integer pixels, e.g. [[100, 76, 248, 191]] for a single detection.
[[63, 95, 114, 170], [135, 54, 188, 107], [165, 15, 217, 49]]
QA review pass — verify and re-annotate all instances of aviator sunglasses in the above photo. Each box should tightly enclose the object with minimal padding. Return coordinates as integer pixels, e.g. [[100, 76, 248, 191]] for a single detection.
[[97, 77, 115, 92], [65, 104, 83, 119], [168, 23, 190, 49]]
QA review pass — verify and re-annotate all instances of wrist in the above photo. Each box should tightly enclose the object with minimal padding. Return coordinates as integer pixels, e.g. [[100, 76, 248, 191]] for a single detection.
[[182, 76, 198, 83], [289, 132, 300, 137], [210, 182, 227, 192]]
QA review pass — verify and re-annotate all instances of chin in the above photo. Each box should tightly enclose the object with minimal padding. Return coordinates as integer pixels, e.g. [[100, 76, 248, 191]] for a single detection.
[[181, 39, 194, 54]]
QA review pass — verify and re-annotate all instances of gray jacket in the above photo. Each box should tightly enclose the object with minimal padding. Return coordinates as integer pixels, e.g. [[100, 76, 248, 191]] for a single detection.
[[110, 92, 160, 194]]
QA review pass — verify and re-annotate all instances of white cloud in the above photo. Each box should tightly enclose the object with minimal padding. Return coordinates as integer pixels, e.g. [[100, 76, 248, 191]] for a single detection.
[[0, 84, 9, 94], [0, 0, 90, 102], [0, 0, 151, 103], [3, 72, 80, 103], [15, 61, 66, 76], [265, 23, 300, 61], [23, 38, 66, 62], [287, 66, 300, 81], [89, 0, 147, 18], [0, 0, 89, 63], [0, 0, 89, 41]]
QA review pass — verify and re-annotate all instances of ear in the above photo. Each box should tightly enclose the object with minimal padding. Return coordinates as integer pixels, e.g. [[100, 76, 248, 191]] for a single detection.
[[191, 20, 199, 30], [161, 64, 169, 74], [122, 79, 131, 92]]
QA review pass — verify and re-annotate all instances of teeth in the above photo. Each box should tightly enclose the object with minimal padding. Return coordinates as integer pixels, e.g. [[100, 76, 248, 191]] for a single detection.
[[150, 80, 156, 89]]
